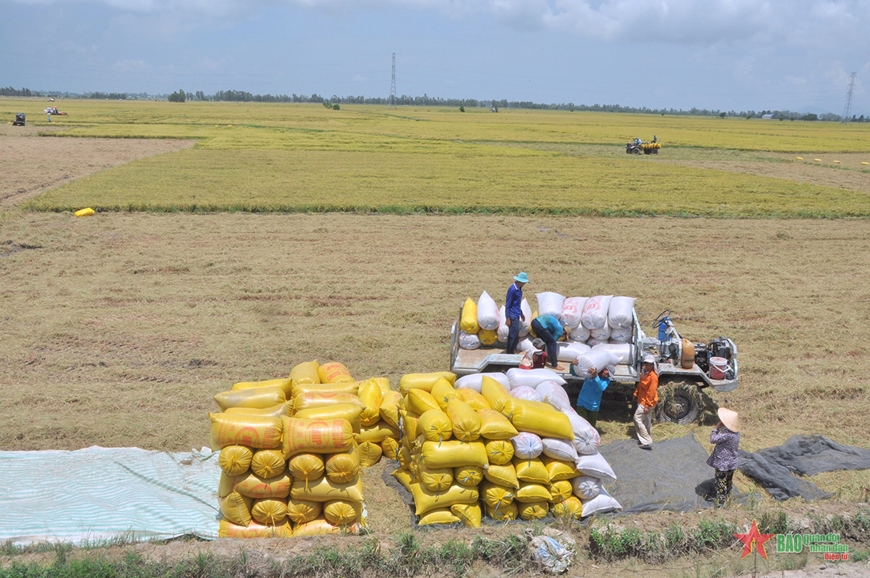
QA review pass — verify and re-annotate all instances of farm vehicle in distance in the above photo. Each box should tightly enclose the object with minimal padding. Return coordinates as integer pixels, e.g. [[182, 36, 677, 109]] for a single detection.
[[449, 308, 738, 425], [625, 136, 662, 155]]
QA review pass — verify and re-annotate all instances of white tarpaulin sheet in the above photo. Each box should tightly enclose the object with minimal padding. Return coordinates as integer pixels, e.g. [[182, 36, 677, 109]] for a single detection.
[[0, 446, 221, 545]]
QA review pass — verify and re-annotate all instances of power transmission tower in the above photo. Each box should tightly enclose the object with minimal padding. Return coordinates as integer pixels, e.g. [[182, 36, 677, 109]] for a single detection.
[[842, 72, 856, 123], [389, 53, 397, 108]]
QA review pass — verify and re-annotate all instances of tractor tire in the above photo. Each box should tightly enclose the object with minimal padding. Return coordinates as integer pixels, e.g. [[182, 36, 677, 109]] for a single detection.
[[656, 381, 702, 425], [632, 148, 641, 154]]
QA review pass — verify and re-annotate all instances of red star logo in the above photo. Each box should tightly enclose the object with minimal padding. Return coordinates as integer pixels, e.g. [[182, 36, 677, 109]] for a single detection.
[[734, 520, 776, 559]]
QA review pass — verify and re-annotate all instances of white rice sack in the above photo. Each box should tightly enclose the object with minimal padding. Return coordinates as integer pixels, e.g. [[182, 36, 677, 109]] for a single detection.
[[592, 343, 635, 364], [562, 408, 600, 455], [455, 372, 510, 393], [571, 475, 602, 500], [580, 295, 613, 330], [574, 350, 620, 376], [576, 452, 617, 484], [557, 342, 590, 363], [536, 292, 565, 319], [590, 325, 611, 340], [607, 296, 636, 329], [542, 437, 579, 462], [497, 306, 509, 343], [477, 291, 500, 331], [511, 432, 543, 460], [568, 325, 591, 342], [536, 381, 571, 412], [510, 385, 543, 402], [609, 326, 632, 343], [586, 337, 608, 347], [518, 338, 536, 356], [519, 299, 532, 337], [506, 368, 566, 390], [560, 297, 588, 329], [459, 331, 480, 350], [581, 487, 622, 517]]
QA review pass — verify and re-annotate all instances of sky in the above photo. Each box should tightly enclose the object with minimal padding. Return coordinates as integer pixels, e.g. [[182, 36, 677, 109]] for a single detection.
[[1, 0, 868, 115]]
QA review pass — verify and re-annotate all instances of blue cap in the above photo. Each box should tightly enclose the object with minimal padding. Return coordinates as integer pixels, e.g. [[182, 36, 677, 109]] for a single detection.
[[514, 272, 529, 283]]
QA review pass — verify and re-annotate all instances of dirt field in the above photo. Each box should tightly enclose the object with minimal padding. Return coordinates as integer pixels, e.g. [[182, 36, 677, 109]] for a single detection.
[[2, 131, 870, 576]]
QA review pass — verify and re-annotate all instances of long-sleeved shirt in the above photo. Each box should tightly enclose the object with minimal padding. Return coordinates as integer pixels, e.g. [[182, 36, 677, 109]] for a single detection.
[[505, 283, 523, 319], [707, 427, 740, 471], [634, 371, 658, 409], [577, 375, 610, 412], [534, 315, 564, 341]]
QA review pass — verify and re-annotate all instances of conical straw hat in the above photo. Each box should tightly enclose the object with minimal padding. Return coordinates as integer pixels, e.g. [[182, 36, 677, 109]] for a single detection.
[[717, 408, 739, 433]]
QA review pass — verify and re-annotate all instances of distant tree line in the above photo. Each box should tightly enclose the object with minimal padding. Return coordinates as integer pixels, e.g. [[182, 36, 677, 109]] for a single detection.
[[3, 85, 867, 121]]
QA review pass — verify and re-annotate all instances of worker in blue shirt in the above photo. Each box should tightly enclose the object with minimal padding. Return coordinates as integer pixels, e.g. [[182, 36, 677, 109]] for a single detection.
[[504, 272, 527, 354], [574, 364, 615, 428], [530, 314, 565, 371]]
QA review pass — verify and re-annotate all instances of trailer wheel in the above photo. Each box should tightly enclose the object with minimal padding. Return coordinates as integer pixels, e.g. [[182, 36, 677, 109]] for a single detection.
[[656, 381, 702, 425]]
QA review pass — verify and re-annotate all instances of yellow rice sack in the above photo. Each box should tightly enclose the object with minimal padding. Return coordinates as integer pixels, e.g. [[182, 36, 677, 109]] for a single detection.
[[460, 297, 479, 334], [552, 496, 584, 519], [446, 399, 481, 442], [397, 446, 412, 471], [392, 467, 414, 493], [250, 449, 286, 479], [372, 377, 391, 396], [289, 360, 320, 387], [219, 519, 293, 538], [399, 372, 456, 395], [232, 377, 293, 397], [509, 399, 574, 440], [293, 404, 362, 433], [355, 421, 401, 444], [485, 501, 518, 521], [517, 501, 549, 520], [418, 508, 461, 526], [357, 441, 383, 467], [281, 417, 355, 459], [451, 503, 482, 528], [218, 445, 253, 476], [549, 480, 573, 503], [323, 499, 362, 526], [232, 471, 292, 499], [417, 409, 453, 443], [325, 448, 359, 484], [478, 329, 498, 346], [219, 492, 253, 526], [318, 361, 354, 384], [477, 409, 519, 440], [209, 413, 283, 451], [420, 440, 488, 469], [410, 481, 479, 516], [453, 465, 484, 487], [417, 462, 453, 492], [357, 379, 384, 426], [292, 381, 359, 397], [513, 457, 550, 485], [455, 388, 491, 411], [515, 482, 553, 503], [286, 498, 322, 525], [400, 410, 419, 441], [218, 472, 237, 498], [485, 440, 515, 465], [381, 436, 400, 460], [213, 386, 286, 412], [293, 517, 357, 537], [480, 376, 513, 415], [251, 498, 288, 526], [225, 402, 292, 418], [480, 481, 515, 509], [430, 378, 459, 410], [542, 457, 581, 481], [288, 453, 325, 482], [406, 389, 441, 415], [483, 463, 519, 489], [291, 475, 364, 503], [292, 392, 364, 413], [379, 391, 402, 428]]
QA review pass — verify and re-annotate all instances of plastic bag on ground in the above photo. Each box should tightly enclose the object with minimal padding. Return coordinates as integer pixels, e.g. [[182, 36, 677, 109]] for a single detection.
[[607, 296, 636, 329], [580, 295, 613, 330], [477, 291, 500, 331], [529, 533, 575, 574], [506, 368, 566, 390], [536, 292, 565, 319], [560, 297, 588, 329]]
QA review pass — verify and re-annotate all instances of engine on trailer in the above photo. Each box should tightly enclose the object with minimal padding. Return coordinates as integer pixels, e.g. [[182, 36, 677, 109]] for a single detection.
[[693, 337, 734, 377]]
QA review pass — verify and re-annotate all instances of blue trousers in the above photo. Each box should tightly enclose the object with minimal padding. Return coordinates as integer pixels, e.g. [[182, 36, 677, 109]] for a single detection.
[[506, 317, 521, 354]]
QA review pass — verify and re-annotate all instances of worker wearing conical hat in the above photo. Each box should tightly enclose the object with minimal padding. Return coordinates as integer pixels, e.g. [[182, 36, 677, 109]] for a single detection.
[[707, 408, 740, 507]]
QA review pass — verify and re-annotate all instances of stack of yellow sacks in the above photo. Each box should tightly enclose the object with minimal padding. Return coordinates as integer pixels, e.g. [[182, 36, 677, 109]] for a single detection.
[[392, 373, 586, 526], [209, 360, 401, 538]]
